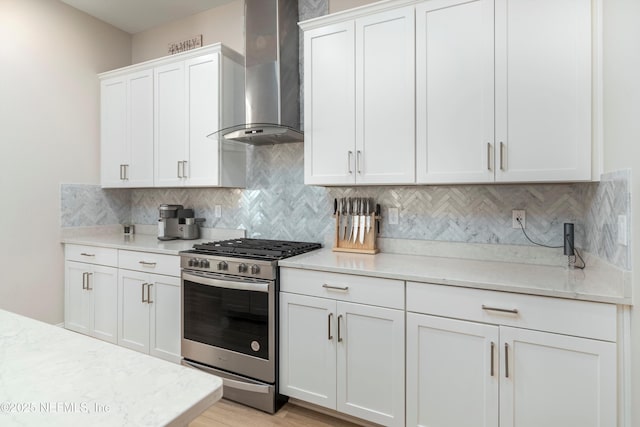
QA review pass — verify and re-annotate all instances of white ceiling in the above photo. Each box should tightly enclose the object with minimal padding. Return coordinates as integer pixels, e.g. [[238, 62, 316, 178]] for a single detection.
[[60, 0, 236, 34]]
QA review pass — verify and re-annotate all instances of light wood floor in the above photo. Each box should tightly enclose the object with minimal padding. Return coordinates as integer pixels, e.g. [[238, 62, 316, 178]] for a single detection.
[[190, 399, 362, 427]]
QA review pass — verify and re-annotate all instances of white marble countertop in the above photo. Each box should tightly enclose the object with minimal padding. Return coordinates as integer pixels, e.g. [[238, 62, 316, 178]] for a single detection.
[[61, 226, 246, 255], [0, 309, 222, 426], [279, 248, 632, 305]]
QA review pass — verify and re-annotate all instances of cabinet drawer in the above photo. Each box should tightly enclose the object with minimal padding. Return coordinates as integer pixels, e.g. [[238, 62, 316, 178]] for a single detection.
[[65, 244, 118, 267], [280, 268, 404, 310], [118, 250, 180, 277], [407, 282, 616, 342]]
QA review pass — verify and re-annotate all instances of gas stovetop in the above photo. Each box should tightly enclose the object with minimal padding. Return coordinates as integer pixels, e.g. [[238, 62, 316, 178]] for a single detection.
[[180, 238, 321, 280], [188, 238, 322, 261]]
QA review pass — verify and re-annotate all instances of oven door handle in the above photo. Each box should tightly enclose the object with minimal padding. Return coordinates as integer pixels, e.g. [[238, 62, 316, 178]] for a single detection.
[[182, 359, 271, 394], [182, 271, 271, 293]]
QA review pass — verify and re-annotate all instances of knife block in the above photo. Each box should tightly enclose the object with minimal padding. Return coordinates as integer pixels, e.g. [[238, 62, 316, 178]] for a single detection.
[[332, 213, 379, 254]]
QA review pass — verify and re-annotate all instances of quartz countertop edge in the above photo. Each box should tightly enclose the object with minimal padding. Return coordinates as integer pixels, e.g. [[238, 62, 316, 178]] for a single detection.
[[0, 309, 222, 427], [279, 248, 632, 305], [61, 233, 208, 255]]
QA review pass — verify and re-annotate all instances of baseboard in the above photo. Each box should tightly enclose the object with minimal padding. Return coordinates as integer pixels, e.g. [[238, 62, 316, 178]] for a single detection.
[[55, 322, 65, 328], [287, 398, 383, 427]]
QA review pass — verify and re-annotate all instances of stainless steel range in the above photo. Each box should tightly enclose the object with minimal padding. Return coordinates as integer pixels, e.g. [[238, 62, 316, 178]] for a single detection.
[[180, 238, 321, 413]]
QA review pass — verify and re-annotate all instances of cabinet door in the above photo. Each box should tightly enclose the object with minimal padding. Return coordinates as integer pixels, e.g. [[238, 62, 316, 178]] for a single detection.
[[407, 313, 499, 427], [355, 6, 415, 185], [89, 265, 118, 344], [500, 327, 616, 427], [155, 62, 186, 187], [279, 293, 337, 409], [100, 77, 128, 188], [337, 302, 404, 427], [185, 54, 221, 187], [64, 261, 91, 335], [416, 0, 495, 184], [495, 0, 591, 182], [127, 69, 154, 187], [148, 274, 181, 363], [303, 21, 356, 185], [118, 270, 150, 354]]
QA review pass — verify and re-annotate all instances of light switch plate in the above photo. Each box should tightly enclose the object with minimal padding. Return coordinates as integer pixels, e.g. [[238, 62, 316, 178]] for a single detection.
[[618, 215, 628, 246], [214, 205, 222, 218], [388, 207, 399, 225]]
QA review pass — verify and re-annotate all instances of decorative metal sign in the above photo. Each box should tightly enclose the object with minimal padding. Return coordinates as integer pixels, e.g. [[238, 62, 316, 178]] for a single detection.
[[168, 35, 203, 54]]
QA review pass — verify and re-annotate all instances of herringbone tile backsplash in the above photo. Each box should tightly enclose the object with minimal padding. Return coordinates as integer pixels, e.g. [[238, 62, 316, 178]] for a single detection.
[[60, 143, 631, 270]]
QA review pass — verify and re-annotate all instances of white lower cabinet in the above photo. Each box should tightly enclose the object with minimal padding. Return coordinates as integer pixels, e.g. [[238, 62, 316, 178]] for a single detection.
[[407, 282, 617, 427], [65, 261, 118, 343], [118, 269, 181, 363], [280, 287, 404, 427]]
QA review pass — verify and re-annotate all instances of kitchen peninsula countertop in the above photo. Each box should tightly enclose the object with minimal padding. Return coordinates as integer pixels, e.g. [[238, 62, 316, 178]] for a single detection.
[[0, 309, 222, 426], [279, 248, 632, 305]]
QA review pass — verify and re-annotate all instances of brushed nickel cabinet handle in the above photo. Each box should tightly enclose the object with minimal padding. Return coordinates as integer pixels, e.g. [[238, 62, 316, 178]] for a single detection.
[[80, 253, 95, 257], [86, 273, 93, 290], [487, 143, 492, 171], [500, 142, 505, 171], [482, 305, 519, 315], [505, 343, 510, 378], [139, 261, 157, 267], [347, 151, 353, 174], [147, 283, 153, 304], [182, 160, 188, 178], [328, 313, 333, 340], [119, 164, 124, 180], [82, 272, 87, 290], [337, 314, 343, 342], [177, 161, 182, 178], [141, 283, 147, 303], [124, 164, 129, 180], [356, 150, 362, 174], [490, 341, 495, 377], [322, 284, 349, 292]]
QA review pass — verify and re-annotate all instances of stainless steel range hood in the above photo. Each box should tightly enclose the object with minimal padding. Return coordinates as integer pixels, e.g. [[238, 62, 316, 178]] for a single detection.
[[208, 0, 302, 145]]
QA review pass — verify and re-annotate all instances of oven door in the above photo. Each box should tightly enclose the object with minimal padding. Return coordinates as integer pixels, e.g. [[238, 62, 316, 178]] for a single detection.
[[181, 270, 275, 383]]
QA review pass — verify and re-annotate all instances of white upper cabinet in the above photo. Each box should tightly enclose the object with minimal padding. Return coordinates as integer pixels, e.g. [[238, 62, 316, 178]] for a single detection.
[[100, 44, 246, 189], [416, 0, 495, 184], [494, 0, 592, 182], [303, 7, 415, 185], [101, 69, 154, 188]]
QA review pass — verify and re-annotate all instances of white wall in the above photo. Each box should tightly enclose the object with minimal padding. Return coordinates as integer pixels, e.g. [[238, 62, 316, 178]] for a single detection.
[[0, 0, 131, 324], [131, 0, 244, 62], [330, 0, 378, 13], [602, 0, 640, 424]]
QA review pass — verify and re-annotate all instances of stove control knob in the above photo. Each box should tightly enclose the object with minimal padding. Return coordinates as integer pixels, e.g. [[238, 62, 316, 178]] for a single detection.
[[217, 261, 228, 271], [200, 259, 210, 269], [238, 263, 248, 273], [250, 264, 260, 275], [188, 258, 197, 267]]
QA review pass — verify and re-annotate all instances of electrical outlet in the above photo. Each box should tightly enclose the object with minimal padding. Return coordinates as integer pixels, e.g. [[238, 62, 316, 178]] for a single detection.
[[618, 215, 628, 246], [388, 207, 399, 225], [512, 210, 526, 229], [214, 205, 222, 218]]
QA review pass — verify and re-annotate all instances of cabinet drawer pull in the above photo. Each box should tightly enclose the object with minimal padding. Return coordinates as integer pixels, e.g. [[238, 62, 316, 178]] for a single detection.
[[487, 142, 492, 171], [119, 164, 125, 180], [141, 283, 148, 303], [80, 253, 95, 257], [147, 283, 153, 304], [82, 272, 88, 290], [337, 314, 343, 342], [356, 150, 362, 174], [85, 272, 93, 290], [505, 343, 510, 378], [139, 261, 157, 267], [182, 160, 188, 178], [322, 284, 349, 292], [177, 161, 182, 178], [499, 142, 505, 171], [347, 151, 353, 174], [124, 164, 129, 180], [328, 313, 333, 340], [482, 305, 518, 315], [490, 341, 495, 377]]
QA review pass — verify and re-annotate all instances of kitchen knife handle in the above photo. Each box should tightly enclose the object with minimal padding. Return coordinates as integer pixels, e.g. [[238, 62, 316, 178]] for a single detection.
[[337, 314, 343, 342], [347, 151, 353, 174], [328, 313, 333, 340], [141, 283, 148, 303], [333, 198, 337, 215]]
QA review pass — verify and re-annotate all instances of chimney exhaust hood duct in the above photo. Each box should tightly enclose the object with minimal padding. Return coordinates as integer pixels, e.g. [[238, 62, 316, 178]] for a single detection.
[[208, 0, 303, 145]]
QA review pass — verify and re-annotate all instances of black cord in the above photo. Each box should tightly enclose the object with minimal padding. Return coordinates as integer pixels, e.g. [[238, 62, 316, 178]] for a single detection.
[[516, 218, 586, 269], [516, 218, 563, 249]]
